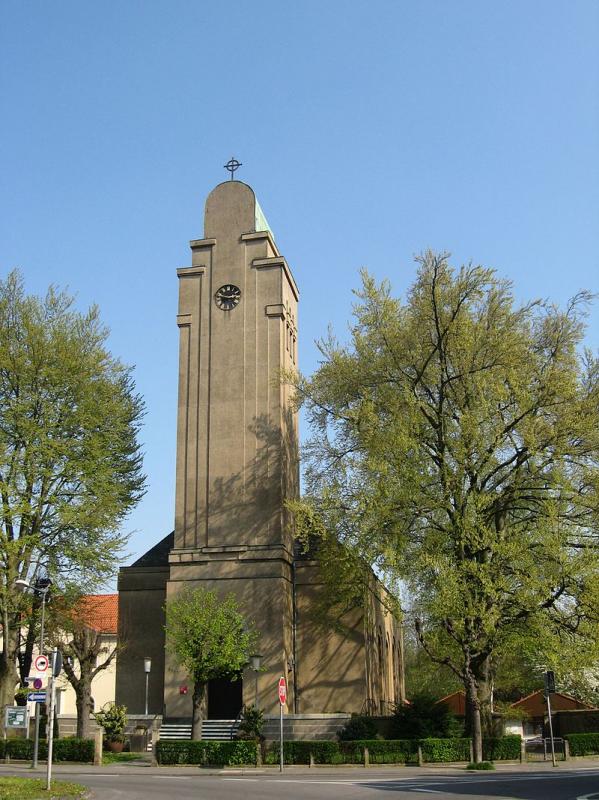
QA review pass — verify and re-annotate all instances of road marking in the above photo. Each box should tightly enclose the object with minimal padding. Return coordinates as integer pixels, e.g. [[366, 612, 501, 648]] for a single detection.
[[576, 794, 599, 800]]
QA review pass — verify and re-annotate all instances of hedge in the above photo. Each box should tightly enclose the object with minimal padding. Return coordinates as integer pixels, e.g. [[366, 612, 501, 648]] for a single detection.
[[155, 740, 257, 766], [0, 737, 95, 762], [344, 739, 419, 765], [483, 736, 521, 761], [564, 733, 599, 756], [420, 738, 471, 763], [265, 741, 341, 765]]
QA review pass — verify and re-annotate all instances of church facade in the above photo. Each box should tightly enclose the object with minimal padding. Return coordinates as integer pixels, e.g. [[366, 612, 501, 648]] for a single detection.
[[115, 178, 404, 721]]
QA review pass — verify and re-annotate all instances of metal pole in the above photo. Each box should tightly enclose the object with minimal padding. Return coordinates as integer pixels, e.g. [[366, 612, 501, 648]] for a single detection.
[[32, 589, 46, 770], [255, 670, 259, 709], [546, 693, 557, 767], [145, 672, 149, 716], [279, 701, 283, 773], [46, 651, 56, 790]]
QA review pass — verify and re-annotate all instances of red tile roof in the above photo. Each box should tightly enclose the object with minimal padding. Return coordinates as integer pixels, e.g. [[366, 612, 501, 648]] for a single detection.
[[75, 594, 118, 634], [510, 690, 593, 715]]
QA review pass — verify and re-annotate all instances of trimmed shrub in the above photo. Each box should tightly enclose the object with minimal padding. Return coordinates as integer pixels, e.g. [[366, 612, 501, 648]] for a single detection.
[[338, 716, 378, 741], [344, 739, 419, 765], [564, 733, 599, 756], [155, 739, 257, 766], [265, 741, 341, 765], [0, 738, 94, 762], [483, 736, 521, 761], [467, 761, 495, 770], [420, 737, 471, 763]]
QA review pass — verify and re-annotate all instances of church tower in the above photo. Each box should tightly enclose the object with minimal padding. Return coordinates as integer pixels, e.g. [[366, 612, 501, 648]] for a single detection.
[[164, 178, 299, 717], [115, 173, 403, 726]]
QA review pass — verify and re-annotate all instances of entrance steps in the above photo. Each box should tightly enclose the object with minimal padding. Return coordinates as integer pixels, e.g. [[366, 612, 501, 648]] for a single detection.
[[158, 719, 239, 741]]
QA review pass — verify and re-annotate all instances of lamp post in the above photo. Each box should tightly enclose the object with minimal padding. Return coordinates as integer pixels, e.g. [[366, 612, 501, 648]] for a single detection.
[[15, 577, 52, 770], [144, 657, 152, 715], [249, 654, 262, 709]]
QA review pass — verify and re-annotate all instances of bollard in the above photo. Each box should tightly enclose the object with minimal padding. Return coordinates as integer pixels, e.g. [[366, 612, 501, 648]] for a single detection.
[[520, 738, 526, 763], [256, 742, 262, 766], [364, 747, 370, 767], [564, 739, 569, 761], [309, 752, 315, 768], [417, 745, 424, 767], [151, 741, 158, 768], [93, 729, 103, 766], [469, 740, 474, 763]]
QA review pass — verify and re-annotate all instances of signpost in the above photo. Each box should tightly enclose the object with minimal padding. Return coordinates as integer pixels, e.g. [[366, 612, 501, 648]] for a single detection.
[[278, 676, 287, 773], [544, 670, 557, 767]]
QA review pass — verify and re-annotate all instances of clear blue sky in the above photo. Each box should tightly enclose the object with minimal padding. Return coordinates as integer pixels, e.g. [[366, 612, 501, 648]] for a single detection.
[[2, 1, 598, 568]]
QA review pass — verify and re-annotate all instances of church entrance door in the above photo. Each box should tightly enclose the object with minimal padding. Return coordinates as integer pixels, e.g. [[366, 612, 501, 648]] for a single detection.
[[207, 676, 243, 719]]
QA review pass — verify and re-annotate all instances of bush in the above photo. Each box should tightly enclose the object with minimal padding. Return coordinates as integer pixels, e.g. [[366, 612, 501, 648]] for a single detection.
[[564, 733, 599, 756], [94, 702, 127, 743], [343, 739, 419, 765], [338, 716, 378, 741], [483, 735, 521, 761], [237, 704, 265, 741], [390, 695, 463, 739], [265, 741, 341, 765], [155, 740, 257, 766], [0, 738, 94, 762], [420, 737, 471, 762], [467, 761, 495, 770]]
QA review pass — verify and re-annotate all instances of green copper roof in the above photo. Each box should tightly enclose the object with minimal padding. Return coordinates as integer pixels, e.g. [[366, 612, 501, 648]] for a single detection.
[[255, 198, 274, 239]]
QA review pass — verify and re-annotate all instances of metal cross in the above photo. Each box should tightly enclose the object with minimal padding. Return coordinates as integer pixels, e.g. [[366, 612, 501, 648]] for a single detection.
[[224, 156, 242, 180]]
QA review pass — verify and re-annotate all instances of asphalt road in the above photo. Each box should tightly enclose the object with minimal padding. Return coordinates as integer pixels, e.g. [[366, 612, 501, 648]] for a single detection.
[[2, 764, 599, 800]]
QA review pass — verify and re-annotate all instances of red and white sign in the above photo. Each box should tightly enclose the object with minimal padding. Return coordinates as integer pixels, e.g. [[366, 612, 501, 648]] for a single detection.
[[278, 676, 287, 706], [34, 655, 49, 673]]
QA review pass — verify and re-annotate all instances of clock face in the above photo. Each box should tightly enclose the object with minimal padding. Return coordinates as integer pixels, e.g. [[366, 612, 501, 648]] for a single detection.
[[214, 284, 241, 310]]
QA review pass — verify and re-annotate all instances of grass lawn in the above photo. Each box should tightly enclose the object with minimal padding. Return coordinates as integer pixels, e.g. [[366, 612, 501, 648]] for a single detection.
[[101, 751, 147, 764], [0, 777, 87, 799]]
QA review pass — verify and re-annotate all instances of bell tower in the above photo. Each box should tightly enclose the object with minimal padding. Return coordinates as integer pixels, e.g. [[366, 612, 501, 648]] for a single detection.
[[164, 178, 299, 717]]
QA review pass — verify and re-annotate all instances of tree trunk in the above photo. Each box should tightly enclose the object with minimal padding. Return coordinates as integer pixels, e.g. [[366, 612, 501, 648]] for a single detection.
[[465, 677, 483, 763], [477, 657, 494, 737], [75, 677, 94, 739], [191, 680, 206, 740]]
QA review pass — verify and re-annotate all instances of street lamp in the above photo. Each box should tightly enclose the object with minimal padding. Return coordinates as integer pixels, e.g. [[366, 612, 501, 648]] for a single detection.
[[15, 576, 52, 770], [249, 654, 262, 709], [144, 657, 152, 715]]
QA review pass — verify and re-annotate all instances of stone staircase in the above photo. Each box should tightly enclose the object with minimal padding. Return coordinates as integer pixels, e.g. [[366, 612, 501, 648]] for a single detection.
[[158, 719, 239, 742]]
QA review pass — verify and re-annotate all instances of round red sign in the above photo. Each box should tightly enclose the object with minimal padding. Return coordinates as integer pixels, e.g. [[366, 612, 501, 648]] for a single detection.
[[34, 654, 49, 672], [278, 676, 287, 705]]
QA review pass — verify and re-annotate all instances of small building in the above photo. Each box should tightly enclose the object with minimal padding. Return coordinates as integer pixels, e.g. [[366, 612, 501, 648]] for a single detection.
[[504, 690, 594, 739], [55, 594, 118, 720]]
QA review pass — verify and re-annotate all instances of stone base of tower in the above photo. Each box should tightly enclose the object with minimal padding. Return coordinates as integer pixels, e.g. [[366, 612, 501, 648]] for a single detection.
[[115, 534, 404, 721]]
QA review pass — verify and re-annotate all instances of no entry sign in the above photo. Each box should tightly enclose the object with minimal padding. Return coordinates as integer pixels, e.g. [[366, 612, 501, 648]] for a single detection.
[[34, 655, 49, 672], [278, 676, 287, 705]]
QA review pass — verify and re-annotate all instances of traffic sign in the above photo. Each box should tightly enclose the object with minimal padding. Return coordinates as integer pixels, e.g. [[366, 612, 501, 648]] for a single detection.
[[278, 676, 287, 705], [27, 692, 47, 702], [34, 655, 49, 672]]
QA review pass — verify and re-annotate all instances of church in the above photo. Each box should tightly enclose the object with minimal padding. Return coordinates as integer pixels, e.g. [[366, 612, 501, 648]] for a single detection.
[[115, 171, 404, 727]]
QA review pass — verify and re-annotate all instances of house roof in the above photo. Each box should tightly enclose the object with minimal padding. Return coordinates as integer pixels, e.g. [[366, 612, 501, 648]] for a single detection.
[[75, 594, 118, 634], [509, 690, 594, 716], [434, 691, 466, 716]]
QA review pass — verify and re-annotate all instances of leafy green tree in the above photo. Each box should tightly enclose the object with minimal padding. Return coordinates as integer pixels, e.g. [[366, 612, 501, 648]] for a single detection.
[[165, 587, 259, 739], [288, 252, 599, 761], [0, 271, 145, 722]]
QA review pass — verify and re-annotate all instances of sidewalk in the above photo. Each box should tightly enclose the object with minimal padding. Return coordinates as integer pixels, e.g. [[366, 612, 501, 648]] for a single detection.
[[2, 757, 599, 779]]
